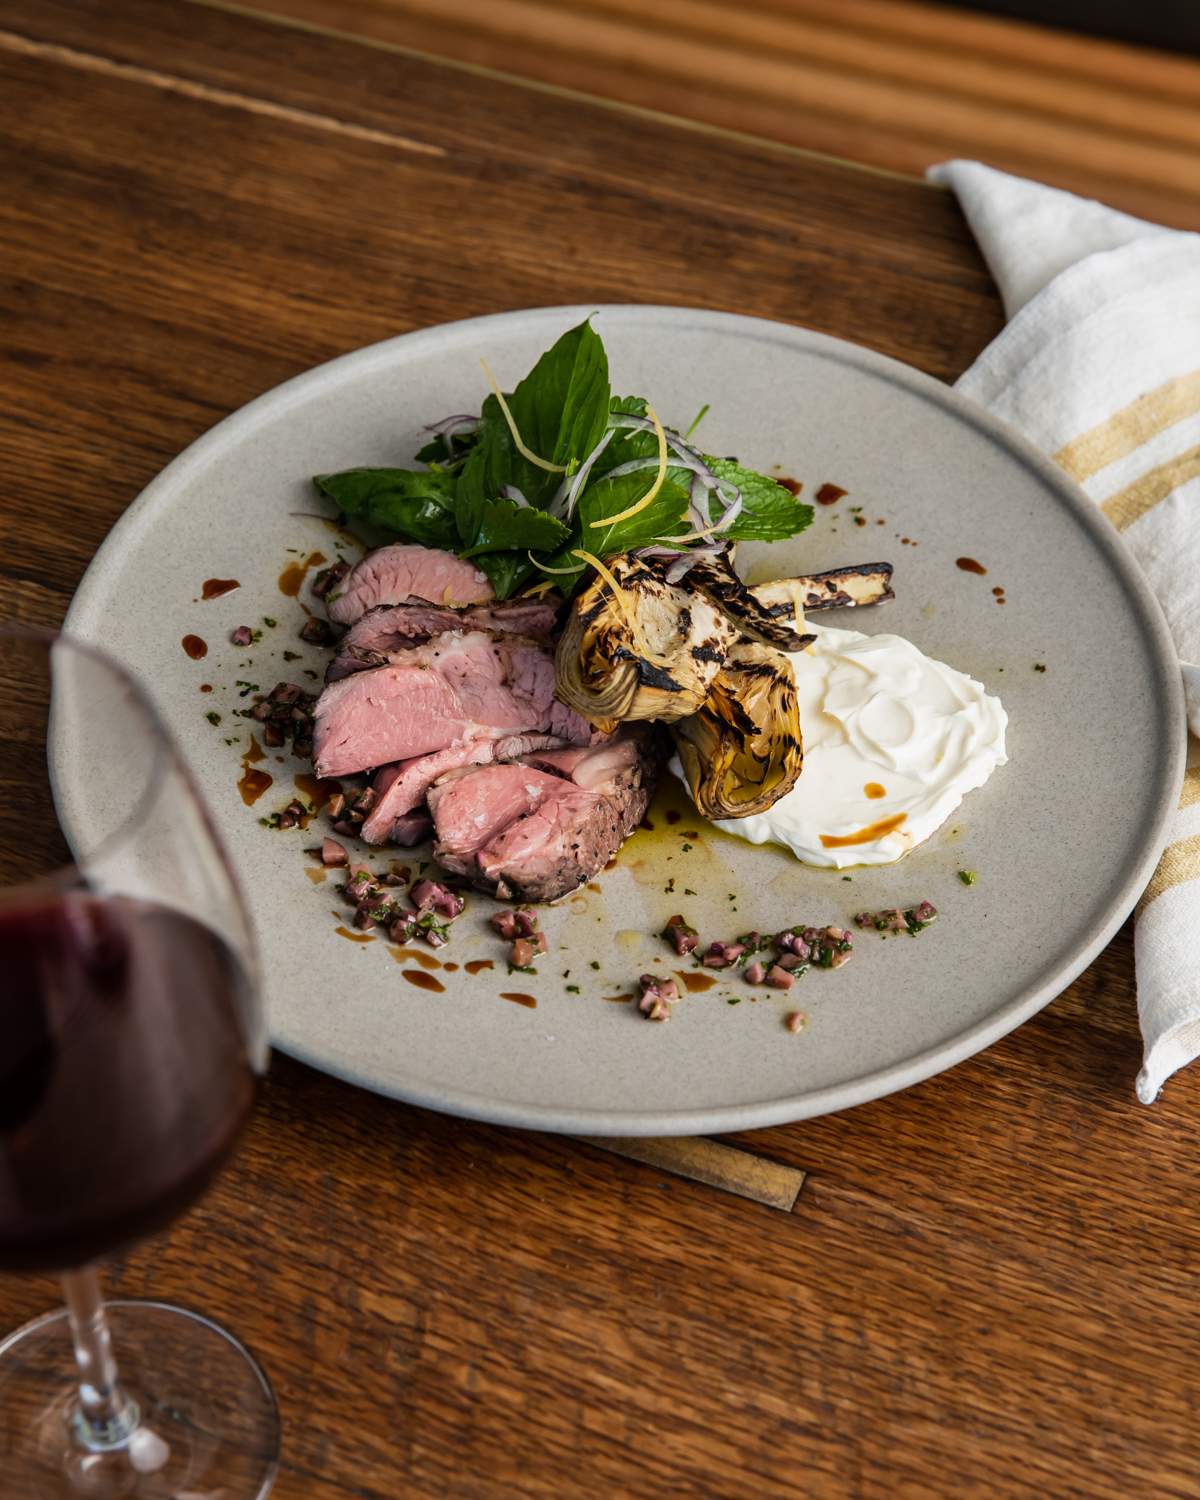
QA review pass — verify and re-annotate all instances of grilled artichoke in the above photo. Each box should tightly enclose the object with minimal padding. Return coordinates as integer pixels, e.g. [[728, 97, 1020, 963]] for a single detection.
[[554, 553, 740, 725], [752, 563, 894, 618], [684, 550, 815, 651], [672, 640, 805, 819]]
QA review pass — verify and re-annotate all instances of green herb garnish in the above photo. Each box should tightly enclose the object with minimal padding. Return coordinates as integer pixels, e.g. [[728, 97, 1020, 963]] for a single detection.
[[312, 320, 813, 599], [958, 869, 977, 886]]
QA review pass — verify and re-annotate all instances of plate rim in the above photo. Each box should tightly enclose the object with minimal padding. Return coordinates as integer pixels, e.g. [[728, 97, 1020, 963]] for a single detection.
[[64, 304, 1187, 1134]]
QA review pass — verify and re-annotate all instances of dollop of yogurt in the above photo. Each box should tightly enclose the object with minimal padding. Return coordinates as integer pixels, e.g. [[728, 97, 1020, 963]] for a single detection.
[[677, 623, 1007, 868]]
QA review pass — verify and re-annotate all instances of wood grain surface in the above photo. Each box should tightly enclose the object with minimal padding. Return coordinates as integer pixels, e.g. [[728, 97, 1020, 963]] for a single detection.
[[227, 0, 1200, 229], [0, 4, 1196, 1497]]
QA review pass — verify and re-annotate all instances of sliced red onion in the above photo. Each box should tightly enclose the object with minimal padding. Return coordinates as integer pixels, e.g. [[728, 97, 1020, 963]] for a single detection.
[[608, 413, 707, 468], [556, 428, 614, 519], [423, 414, 480, 461], [424, 414, 479, 438], [664, 555, 700, 584], [635, 541, 729, 584]]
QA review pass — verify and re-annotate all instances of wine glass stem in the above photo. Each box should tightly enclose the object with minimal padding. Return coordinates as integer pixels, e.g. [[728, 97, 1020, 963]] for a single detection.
[[61, 1267, 139, 1449]]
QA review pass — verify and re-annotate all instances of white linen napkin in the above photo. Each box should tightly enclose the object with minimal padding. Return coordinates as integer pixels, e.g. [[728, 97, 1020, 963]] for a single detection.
[[927, 160, 1200, 1103]]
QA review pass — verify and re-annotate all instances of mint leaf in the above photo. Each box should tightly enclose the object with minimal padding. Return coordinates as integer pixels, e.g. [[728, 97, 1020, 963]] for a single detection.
[[455, 397, 514, 544], [507, 319, 610, 480], [577, 469, 690, 558], [475, 552, 535, 600], [460, 498, 571, 557], [704, 459, 814, 542], [313, 468, 458, 550]]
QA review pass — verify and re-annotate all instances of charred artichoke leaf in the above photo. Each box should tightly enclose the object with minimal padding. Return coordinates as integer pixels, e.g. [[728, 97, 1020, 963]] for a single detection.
[[685, 549, 815, 651], [555, 553, 738, 724], [751, 563, 895, 617], [672, 641, 804, 819]]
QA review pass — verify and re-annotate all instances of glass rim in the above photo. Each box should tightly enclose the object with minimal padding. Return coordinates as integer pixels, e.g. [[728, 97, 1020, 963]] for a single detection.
[[0, 622, 175, 893]]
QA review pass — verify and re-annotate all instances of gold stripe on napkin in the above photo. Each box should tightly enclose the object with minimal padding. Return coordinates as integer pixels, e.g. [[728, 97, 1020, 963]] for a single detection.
[[1055, 369, 1200, 483]]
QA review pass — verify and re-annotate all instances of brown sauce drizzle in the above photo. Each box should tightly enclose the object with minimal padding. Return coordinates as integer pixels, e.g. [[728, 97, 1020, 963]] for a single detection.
[[201, 578, 240, 600], [182, 634, 207, 660], [389, 946, 441, 971], [501, 991, 537, 1008], [304, 868, 327, 884], [403, 970, 445, 992], [238, 736, 272, 806], [294, 772, 338, 808], [820, 812, 907, 849], [816, 483, 847, 505], [278, 551, 327, 598], [465, 959, 494, 975], [675, 970, 716, 993], [864, 782, 886, 800], [443, 962, 459, 973], [586, 882, 601, 893], [200, 683, 213, 693], [334, 926, 375, 943], [778, 476, 803, 496], [604, 992, 635, 1003], [293, 773, 340, 826], [956, 557, 987, 576]]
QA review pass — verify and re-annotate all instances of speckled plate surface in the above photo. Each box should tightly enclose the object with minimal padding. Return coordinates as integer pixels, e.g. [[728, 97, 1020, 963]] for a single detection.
[[61, 306, 1184, 1135]]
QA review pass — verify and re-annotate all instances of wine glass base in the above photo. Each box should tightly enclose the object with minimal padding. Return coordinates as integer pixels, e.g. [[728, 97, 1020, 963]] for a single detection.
[[0, 1299, 279, 1498]]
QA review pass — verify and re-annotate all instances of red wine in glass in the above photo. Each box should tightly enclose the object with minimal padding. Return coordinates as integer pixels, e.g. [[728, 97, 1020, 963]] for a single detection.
[[0, 627, 278, 1498], [0, 893, 257, 1274]]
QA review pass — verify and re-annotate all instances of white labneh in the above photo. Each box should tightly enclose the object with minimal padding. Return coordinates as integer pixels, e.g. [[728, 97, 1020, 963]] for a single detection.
[[674, 623, 1007, 868]]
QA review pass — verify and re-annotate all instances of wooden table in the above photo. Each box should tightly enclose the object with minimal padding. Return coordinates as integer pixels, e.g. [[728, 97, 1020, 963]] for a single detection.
[[2, 4, 1196, 1496]]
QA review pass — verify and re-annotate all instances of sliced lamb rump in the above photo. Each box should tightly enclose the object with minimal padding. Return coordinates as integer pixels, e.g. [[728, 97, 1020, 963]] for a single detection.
[[327, 598, 561, 682], [327, 545, 494, 625], [360, 743, 500, 844], [428, 726, 659, 902], [312, 632, 591, 778], [359, 731, 582, 845], [427, 765, 578, 876], [467, 599, 559, 639], [520, 737, 642, 789], [475, 790, 623, 902]]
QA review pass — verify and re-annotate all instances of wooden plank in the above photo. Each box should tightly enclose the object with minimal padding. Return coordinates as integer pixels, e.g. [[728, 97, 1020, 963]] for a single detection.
[[223, 0, 1200, 227], [578, 1137, 806, 1211]]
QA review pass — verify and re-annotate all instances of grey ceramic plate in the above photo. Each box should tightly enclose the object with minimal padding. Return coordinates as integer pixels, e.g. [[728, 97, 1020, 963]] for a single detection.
[[62, 306, 1184, 1135]]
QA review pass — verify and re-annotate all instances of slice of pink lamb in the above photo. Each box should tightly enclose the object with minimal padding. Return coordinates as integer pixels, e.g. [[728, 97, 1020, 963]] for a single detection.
[[312, 634, 590, 778], [427, 765, 580, 877], [327, 545, 493, 625], [360, 743, 499, 844], [521, 737, 641, 788]]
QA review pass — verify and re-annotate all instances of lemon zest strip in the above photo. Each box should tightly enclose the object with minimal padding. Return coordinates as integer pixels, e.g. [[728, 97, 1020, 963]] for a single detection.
[[479, 358, 567, 474], [588, 403, 667, 528]]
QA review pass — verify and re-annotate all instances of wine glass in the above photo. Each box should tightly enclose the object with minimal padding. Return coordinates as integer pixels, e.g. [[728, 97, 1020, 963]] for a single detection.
[[0, 626, 279, 1497]]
